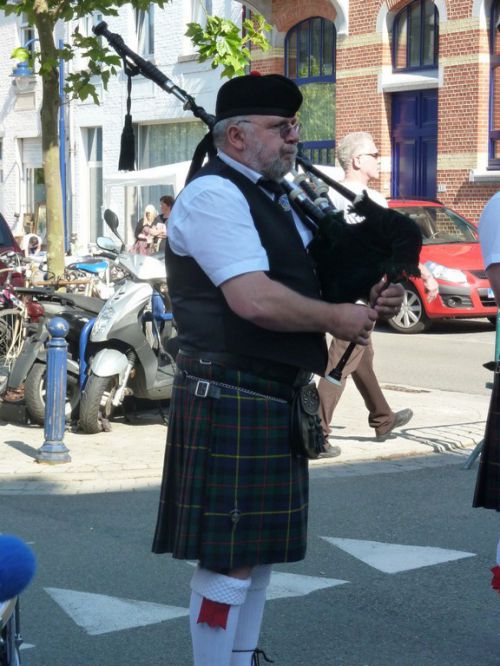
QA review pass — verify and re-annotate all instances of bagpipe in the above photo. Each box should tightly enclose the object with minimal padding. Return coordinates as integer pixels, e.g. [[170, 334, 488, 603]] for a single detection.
[[282, 153, 421, 383], [285, 153, 422, 305], [94, 22, 423, 383]]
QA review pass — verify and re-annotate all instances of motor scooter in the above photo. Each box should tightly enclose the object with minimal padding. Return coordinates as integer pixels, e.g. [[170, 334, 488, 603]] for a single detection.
[[5, 290, 104, 425], [78, 210, 177, 434]]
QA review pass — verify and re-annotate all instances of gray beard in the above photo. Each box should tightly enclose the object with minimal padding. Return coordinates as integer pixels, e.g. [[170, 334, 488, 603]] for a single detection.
[[246, 140, 297, 182], [261, 158, 291, 182]]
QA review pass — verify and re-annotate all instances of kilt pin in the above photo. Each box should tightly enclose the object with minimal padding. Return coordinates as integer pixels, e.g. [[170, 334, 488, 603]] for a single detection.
[[152, 355, 309, 570], [473, 368, 500, 511]]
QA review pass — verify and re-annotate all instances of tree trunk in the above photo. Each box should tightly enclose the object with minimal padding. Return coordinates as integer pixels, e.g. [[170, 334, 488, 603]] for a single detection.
[[35, 11, 65, 279]]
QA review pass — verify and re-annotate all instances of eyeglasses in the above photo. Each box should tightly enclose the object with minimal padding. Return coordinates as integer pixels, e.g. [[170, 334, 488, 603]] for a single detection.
[[356, 152, 380, 160], [237, 119, 302, 139]]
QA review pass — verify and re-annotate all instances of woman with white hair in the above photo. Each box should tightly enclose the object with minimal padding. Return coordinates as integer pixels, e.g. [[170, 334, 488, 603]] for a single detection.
[[132, 203, 165, 255]]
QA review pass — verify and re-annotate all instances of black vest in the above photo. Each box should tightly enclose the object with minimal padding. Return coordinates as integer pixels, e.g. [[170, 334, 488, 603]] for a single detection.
[[166, 157, 327, 375]]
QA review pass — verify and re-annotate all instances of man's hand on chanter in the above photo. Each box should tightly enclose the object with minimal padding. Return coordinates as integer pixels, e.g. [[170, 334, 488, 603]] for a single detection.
[[369, 280, 405, 320], [329, 302, 377, 345]]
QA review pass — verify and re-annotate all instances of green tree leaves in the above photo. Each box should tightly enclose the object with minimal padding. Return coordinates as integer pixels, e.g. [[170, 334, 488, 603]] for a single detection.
[[186, 13, 271, 78]]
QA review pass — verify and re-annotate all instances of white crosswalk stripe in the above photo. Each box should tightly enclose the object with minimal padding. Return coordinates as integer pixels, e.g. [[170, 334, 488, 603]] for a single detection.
[[321, 537, 476, 573], [44, 587, 189, 636]]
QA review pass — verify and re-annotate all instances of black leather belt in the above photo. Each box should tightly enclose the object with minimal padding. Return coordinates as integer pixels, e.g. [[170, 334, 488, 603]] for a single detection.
[[179, 349, 311, 386]]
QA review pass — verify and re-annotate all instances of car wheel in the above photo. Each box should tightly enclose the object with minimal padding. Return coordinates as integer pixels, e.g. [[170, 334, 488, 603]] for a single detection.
[[387, 283, 431, 334]]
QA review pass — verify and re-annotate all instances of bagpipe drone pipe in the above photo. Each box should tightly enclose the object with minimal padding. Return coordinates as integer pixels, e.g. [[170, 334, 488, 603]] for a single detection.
[[289, 153, 422, 306], [94, 22, 423, 382], [286, 153, 422, 383]]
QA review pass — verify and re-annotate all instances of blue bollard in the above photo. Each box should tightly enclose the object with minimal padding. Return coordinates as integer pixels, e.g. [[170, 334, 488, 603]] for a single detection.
[[79, 317, 95, 389], [35, 317, 71, 464]]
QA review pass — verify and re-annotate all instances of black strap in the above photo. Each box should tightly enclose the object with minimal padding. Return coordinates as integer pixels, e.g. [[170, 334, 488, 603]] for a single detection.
[[179, 349, 309, 386], [186, 132, 216, 184]]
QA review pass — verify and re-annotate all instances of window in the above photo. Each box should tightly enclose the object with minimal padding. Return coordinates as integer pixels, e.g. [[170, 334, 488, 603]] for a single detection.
[[19, 13, 36, 53], [136, 7, 154, 57], [85, 128, 103, 241], [25, 168, 45, 227], [285, 17, 336, 165], [191, 0, 213, 28], [78, 12, 103, 69], [136, 121, 206, 215], [392, 0, 438, 72], [82, 11, 103, 40], [241, 4, 253, 72], [489, 0, 500, 169]]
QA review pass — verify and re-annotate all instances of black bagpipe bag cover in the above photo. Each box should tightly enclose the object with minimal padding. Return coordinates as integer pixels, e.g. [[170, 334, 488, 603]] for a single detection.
[[308, 192, 423, 304]]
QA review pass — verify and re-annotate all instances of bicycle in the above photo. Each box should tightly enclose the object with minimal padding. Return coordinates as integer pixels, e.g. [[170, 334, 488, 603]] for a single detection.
[[0, 254, 92, 371], [0, 255, 32, 371], [0, 598, 22, 666]]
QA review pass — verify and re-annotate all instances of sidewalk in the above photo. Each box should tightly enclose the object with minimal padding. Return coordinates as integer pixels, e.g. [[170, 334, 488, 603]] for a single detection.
[[0, 381, 489, 495]]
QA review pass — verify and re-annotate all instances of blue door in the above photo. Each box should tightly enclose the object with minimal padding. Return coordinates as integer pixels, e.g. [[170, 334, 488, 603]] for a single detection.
[[391, 90, 438, 198]]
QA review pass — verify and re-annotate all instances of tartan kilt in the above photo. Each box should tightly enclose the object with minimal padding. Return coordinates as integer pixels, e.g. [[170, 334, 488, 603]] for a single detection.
[[152, 355, 309, 570], [473, 369, 500, 511]]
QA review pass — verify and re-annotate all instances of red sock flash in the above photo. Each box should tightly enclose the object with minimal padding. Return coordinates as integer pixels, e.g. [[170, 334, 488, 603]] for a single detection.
[[197, 597, 231, 629]]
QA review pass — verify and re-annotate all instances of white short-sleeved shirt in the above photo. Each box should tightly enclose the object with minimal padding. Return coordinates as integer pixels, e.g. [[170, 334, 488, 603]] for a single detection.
[[329, 182, 387, 224], [479, 192, 500, 269], [167, 151, 313, 286]]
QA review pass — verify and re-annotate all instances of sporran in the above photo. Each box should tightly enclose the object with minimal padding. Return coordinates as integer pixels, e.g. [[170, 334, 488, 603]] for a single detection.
[[290, 382, 324, 459]]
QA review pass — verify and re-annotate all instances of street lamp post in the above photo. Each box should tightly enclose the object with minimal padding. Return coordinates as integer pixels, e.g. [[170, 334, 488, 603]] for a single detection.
[[10, 59, 37, 94]]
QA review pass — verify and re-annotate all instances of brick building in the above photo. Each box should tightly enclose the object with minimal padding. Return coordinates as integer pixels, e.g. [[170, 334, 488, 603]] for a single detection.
[[252, 0, 499, 222]]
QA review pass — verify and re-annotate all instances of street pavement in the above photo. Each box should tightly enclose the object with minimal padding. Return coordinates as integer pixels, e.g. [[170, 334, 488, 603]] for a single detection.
[[0, 379, 489, 495]]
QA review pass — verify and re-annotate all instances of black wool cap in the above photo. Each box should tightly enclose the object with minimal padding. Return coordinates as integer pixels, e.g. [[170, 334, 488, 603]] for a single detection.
[[215, 72, 303, 122]]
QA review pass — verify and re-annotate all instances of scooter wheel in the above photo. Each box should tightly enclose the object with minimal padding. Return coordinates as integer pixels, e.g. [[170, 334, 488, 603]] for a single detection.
[[79, 374, 118, 434], [24, 363, 80, 426]]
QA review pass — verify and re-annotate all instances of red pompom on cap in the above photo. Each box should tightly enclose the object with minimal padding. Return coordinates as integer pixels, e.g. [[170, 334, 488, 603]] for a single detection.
[[249, 70, 262, 76]]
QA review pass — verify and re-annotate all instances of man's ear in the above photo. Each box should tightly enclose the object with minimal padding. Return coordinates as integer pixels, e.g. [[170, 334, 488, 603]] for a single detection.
[[226, 124, 247, 151], [351, 154, 361, 171]]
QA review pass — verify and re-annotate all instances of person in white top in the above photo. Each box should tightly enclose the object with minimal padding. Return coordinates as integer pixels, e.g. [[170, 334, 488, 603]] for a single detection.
[[473, 191, 500, 594], [318, 132, 438, 454]]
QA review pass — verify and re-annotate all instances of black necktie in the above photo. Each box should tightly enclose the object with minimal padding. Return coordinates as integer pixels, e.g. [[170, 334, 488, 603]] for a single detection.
[[259, 178, 317, 234], [258, 178, 296, 224], [258, 178, 287, 201]]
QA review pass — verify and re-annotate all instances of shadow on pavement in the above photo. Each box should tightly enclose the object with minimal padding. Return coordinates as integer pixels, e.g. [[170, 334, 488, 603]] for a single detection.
[[4, 439, 38, 459], [332, 420, 485, 454]]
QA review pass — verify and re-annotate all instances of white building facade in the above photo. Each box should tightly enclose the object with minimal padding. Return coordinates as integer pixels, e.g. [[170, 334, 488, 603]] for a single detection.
[[0, 0, 243, 251]]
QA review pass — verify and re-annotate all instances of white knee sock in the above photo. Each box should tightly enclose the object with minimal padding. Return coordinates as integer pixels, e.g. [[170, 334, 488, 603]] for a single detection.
[[231, 565, 272, 666], [190, 566, 251, 666]]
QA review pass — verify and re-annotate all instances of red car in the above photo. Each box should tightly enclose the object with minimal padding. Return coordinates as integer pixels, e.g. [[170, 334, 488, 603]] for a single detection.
[[387, 199, 496, 333]]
